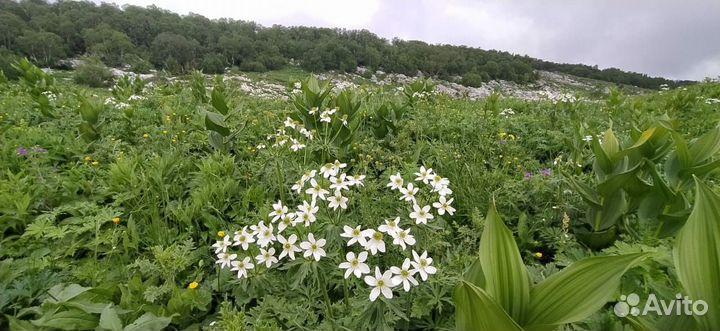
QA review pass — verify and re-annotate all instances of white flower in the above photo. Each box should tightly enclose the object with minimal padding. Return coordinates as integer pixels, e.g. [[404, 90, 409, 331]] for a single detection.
[[284, 117, 296, 129], [339, 251, 370, 279], [269, 200, 288, 223], [341, 225, 369, 247], [391, 258, 419, 292], [233, 227, 255, 250], [415, 166, 434, 184], [430, 175, 450, 189], [277, 213, 296, 232], [399, 183, 419, 203], [290, 138, 305, 151], [378, 217, 401, 236], [212, 235, 232, 254], [411, 250, 437, 281], [296, 200, 319, 226], [346, 175, 365, 187], [230, 257, 254, 279], [309, 107, 318, 115], [320, 113, 331, 123], [306, 179, 329, 201], [332, 160, 347, 173], [391, 227, 416, 250], [216, 252, 237, 269], [256, 247, 278, 268], [583, 135, 593, 142], [327, 191, 349, 210], [256, 223, 277, 247], [326, 108, 337, 115], [363, 229, 386, 255], [432, 196, 455, 216], [387, 173, 404, 190], [329, 174, 350, 192], [364, 267, 396, 301], [291, 180, 304, 194], [278, 234, 301, 260], [320, 163, 336, 178], [300, 233, 327, 261], [300, 170, 317, 183], [410, 204, 434, 224], [435, 185, 453, 197]]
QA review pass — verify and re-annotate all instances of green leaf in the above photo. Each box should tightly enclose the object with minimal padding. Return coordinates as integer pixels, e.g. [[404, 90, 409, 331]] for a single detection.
[[523, 253, 648, 330], [205, 111, 230, 136], [47, 283, 92, 303], [211, 89, 229, 115], [79, 122, 99, 142], [208, 131, 224, 151], [688, 126, 720, 164], [79, 99, 100, 124], [31, 308, 99, 331], [479, 201, 530, 322], [673, 178, 720, 331], [462, 258, 485, 289], [565, 176, 601, 207], [99, 305, 123, 331], [123, 312, 173, 331], [6, 315, 36, 331], [453, 281, 524, 331]]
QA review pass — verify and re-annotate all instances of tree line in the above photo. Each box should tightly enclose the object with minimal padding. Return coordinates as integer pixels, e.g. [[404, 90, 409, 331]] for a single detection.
[[0, 0, 693, 88]]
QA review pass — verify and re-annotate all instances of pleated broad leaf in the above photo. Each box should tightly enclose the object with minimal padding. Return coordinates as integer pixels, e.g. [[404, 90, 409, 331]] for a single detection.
[[673, 178, 720, 331], [479, 201, 530, 322], [454, 280, 524, 331], [523, 253, 648, 331]]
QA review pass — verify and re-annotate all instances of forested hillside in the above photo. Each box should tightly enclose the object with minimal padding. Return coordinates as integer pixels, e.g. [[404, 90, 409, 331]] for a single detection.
[[0, 0, 693, 88]]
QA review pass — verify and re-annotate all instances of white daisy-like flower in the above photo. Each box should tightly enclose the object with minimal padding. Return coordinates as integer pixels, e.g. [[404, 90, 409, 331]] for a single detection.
[[341, 225, 369, 247], [306, 179, 330, 201], [414, 166, 434, 184], [363, 229, 386, 255], [284, 117, 296, 129], [300, 170, 317, 183], [296, 200, 319, 226], [346, 175, 365, 187], [391, 258, 419, 292], [256, 223, 277, 247], [411, 250, 437, 281], [277, 213, 296, 232], [300, 233, 327, 261], [338, 251, 370, 279], [256, 248, 278, 268], [216, 252, 237, 269], [387, 173, 404, 190], [399, 183, 419, 203], [409, 204, 434, 224], [291, 180, 304, 194], [233, 227, 255, 250], [329, 174, 350, 192], [332, 160, 347, 174], [432, 196, 455, 216], [327, 191, 349, 210], [320, 113, 331, 123], [320, 163, 335, 178], [435, 185, 453, 197], [230, 257, 254, 279], [364, 267, 396, 301], [277, 234, 301, 260], [378, 217, 401, 236], [391, 227, 416, 250], [268, 200, 288, 223], [583, 135, 593, 142], [212, 235, 232, 254], [290, 138, 305, 151], [430, 175, 450, 189], [309, 107, 318, 115]]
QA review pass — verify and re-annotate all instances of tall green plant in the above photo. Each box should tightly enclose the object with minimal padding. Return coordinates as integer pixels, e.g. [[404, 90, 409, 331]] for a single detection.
[[454, 201, 648, 331]]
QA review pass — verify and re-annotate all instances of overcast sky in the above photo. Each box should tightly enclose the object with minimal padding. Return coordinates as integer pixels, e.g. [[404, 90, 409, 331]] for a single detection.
[[93, 0, 720, 81]]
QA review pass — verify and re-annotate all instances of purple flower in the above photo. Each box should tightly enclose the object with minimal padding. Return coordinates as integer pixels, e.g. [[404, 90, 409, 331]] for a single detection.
[[32, 147, 48, 153], [16, 147, 29, 156], [524, 171, 534, 179], [541, 168, 553, 177]]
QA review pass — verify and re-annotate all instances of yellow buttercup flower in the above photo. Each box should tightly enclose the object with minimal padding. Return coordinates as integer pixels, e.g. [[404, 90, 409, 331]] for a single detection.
[[533, 252, 543, 259], [188, 281, 199, 289], [217, 230, 226, 238], [91, 161, 100, 166], [112, 217, 121, 225], [143, 133, 150, 139]]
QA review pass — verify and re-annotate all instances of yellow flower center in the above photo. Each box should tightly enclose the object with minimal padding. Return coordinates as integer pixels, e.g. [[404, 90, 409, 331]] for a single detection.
[[264, 230, 271, 237], [351, 260, 359, 266], [401, 270, 409, 277], [352, 229, 361, 236], [377, 280, 385, 287], [284, 243, 291, 249], [420, 260, 428, 267], [399, 232, 406, 239], [239, 235, 246, 241], [311, 244, 318, 250], [373, 232, 383, 240]]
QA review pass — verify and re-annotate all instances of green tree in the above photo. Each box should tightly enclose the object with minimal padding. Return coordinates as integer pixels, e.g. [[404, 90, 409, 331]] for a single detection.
[[16, 30, 66, 66], [150, 32, 199, 72]]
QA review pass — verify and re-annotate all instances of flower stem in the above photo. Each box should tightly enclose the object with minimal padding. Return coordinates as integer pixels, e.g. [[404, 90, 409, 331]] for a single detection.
[[316, 270, 335, 324]]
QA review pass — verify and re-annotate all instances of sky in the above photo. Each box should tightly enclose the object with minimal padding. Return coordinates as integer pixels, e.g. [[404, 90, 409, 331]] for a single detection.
[[92, 0, 720, 81]]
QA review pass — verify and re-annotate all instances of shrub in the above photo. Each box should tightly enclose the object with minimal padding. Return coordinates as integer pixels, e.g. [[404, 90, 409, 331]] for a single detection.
[[461, 72, 485, 87], [201, 54, 226, 74], [73, 59, 113, 87], [239, 60, 267, 72], [0, 48, 21, 80]]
